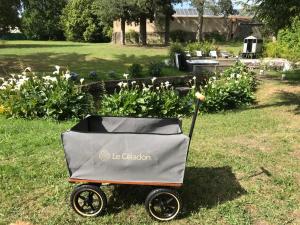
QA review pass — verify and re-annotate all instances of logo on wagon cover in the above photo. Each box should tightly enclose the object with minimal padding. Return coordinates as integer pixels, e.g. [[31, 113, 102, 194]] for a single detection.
[[99, 150, 111, 161], [98, 150, 152, 161]]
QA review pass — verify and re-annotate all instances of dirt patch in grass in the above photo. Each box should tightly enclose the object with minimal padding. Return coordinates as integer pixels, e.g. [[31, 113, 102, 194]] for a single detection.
[[9, 221, 34, 225]]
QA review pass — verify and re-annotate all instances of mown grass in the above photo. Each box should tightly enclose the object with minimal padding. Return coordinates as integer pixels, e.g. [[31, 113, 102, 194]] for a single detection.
[[0, 41, 242, 81], [0, 75, 299, 225], [0, 41, 183, 80]]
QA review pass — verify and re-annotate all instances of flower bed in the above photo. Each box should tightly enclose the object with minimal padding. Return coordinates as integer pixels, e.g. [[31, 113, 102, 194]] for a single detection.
[[0, 63, 257, 120]]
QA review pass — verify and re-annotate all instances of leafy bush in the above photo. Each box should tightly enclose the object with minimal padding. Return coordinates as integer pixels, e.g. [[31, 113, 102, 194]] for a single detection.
[[264, 17, 300, 61], [263, 42, 284, 58], [186, 41, 215, 56], [147, 62, 164, 77], [125, 30, 139, 44], [205, 32, 226, 42], [168, 42, 185, 62], [0, 67, 94, 120], [99, 63, 257, 117], [200, 63, 256, 112], [170, 30, 191, 43], [99, 78, 195, 117], [128, 63, 143, 78]]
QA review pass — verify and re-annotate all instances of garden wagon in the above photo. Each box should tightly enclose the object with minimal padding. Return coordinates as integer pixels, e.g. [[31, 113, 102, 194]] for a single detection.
[[61, 92, 205, 221]]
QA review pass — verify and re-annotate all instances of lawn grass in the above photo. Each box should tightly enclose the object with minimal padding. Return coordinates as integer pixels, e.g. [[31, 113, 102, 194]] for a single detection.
[[0, 41, 183, 80], [0, 41, 242, 81], [0, 75, 299, 225]]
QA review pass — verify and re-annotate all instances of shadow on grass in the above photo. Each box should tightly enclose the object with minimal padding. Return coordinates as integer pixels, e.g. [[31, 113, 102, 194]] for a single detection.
[[106, 166, 246, 218], [0, 52, 170, 79], [251, 90, 300, 115], [0, 44, 85, 49]]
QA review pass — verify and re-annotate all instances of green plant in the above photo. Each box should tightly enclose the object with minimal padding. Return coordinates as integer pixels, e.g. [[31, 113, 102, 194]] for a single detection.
[[0, 67, 94, 120], [263, 17, 300, 61], [205, 32, 226, 42], [170, 30, 190, 43], [148, 61, 164, 77], [128, 63, 143, 78], [168, 42, 185, 62], [99, 77, 196, 117], [200, 63, 256, 112], [186, 41, 215, 56]]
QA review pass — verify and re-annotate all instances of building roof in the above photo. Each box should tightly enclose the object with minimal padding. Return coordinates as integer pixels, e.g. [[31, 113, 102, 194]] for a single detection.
[[174, 8, 213, 17], [174, 8, 252, 19]]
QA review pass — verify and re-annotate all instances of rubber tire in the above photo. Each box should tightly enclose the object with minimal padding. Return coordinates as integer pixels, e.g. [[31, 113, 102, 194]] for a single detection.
[[70, 184, 107, 217], [145, 188, 182, 221]]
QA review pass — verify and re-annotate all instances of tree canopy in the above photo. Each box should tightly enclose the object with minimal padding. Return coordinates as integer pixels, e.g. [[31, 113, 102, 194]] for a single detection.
[[0, 0, 21, 35], [61, 0, 109, 42], [21, 0, 67, 40], [243, 0, 300, 35]]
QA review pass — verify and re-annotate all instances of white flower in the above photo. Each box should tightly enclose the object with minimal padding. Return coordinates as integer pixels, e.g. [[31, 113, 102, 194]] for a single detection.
[[192, 85, 195, 89], [0, 77, 4, 82], [236, 74, 241, 79], [131, 81, 136, 85], [123, 83, 128, 88], [193, 76, 196, 80], [64, 73, 71, 80], [230, 74, 235, 79], [151, 77, 157, 83], [117, 81, 124, 87], [123, 73, 129, 79], [259, 70, 264, 75], [24, 67, 32, 72], [188, 79, 192, 83], [143, 87, 149, 92], [53, 65, 60, 75], [80, 78, 84, 84], [148, 85, 153, 89], [156, 87, 160, 90], [212, 76, 216, 80]]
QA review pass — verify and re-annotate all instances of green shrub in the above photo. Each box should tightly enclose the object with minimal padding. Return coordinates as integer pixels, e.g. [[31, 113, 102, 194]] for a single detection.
[[147, 62, 164, 77], [128, 63, 143, 78], [99, 63, 257, 117], [200, 63, 256, 112], [170, 30, 191, 42], [168, 42, 185, 61], [264, 17, 300, 61], [205, 32, 226, 42], [99, 79, 195, 117], [126, 30, 139, 44], [186, 41, 215, 56], [0, 68, 94, 120], [263, 41, 285, 58]]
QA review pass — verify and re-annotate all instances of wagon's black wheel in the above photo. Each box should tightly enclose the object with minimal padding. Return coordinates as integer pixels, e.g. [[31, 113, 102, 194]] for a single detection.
[[70, 184, 107, 217], [145, 188, 182, 221]]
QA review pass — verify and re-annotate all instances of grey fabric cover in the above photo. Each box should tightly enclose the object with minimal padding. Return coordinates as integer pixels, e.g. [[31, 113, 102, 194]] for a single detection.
[[62, 116, 189, 184]]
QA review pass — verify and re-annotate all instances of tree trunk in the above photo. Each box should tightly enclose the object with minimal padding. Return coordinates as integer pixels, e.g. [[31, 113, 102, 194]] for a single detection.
[[139, 15, 147, 46], [164, 14, 170, 45], [225, 17, 232, 41], [196, 6, 204, 41], [121, 18, 126, 45]]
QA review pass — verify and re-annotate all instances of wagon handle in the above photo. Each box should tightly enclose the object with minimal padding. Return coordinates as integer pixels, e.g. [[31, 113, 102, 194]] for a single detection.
[[188, 92, 205, 141]]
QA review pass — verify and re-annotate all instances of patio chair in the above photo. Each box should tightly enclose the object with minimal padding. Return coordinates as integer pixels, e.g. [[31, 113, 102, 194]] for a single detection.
[[196, 51, 203, 57], [209, 51, 218, 58], [220, 51, 230, 58]]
